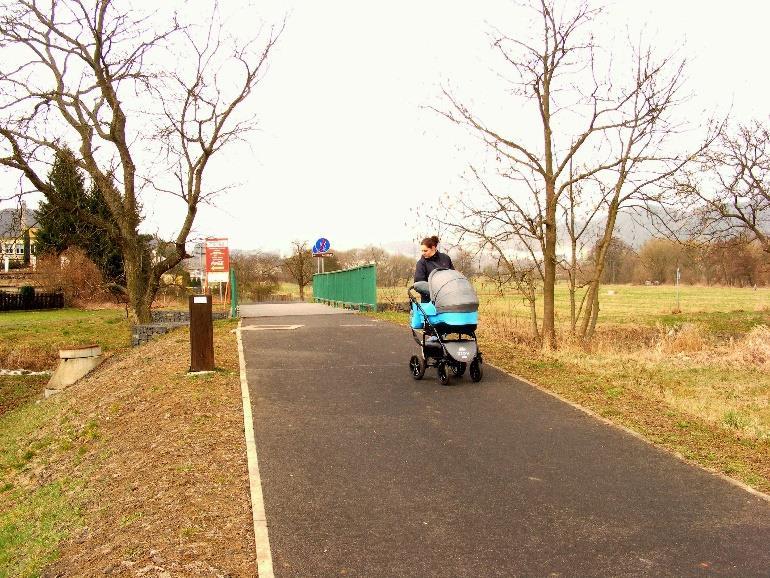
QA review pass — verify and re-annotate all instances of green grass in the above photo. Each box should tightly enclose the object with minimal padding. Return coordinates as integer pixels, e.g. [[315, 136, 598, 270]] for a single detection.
[[0, 388, 98, 574], [0, 308, 131, 370], [379, 282, 770, 329], [0, 481, 82, 578], [0, 396, 58, 477], [477, 282, 770, 327]]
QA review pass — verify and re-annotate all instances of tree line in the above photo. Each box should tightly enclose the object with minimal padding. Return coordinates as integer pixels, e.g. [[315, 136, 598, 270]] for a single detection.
[[584, 237, 770, 288]]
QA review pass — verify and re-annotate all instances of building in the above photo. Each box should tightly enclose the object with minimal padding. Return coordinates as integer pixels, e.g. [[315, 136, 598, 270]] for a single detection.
[[0, 203, 38, 267], [182, 241, 206, 283]]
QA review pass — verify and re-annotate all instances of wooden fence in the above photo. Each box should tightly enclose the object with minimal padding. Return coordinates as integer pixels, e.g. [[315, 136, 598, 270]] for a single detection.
[[0, 291, 64, 312]]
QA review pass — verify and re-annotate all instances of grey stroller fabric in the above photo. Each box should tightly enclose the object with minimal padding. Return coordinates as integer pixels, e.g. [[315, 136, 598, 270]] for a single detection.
[[428, 269, 479, 313]]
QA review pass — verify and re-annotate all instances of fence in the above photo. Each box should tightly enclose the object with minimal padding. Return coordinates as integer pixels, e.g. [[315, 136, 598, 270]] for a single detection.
[[313, 264, 377, 311], [0, 291, 64, 312]]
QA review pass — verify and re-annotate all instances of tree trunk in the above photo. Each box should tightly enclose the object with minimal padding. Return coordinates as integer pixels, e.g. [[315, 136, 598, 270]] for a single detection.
[[542, 181, 558, 349], [569, 216, 578, 335], [125, 269, 151, 324], [527, 277, 540, 342], [123, 243, 153, 324], [579, 196, 621, 341]]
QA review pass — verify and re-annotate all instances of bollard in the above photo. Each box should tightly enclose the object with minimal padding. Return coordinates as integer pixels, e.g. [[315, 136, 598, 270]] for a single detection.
[[189, 294, 214, 372]]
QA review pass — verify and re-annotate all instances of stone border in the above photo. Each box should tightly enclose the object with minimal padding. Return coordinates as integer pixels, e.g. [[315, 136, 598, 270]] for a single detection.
[[131, 310, 233, 346]]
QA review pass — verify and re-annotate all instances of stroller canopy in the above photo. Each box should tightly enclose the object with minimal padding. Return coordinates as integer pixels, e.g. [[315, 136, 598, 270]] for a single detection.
[[428, 269, 479, 313]]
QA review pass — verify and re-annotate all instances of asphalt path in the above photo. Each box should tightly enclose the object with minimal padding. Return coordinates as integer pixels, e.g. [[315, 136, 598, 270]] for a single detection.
[[241, 307, 770, 577]]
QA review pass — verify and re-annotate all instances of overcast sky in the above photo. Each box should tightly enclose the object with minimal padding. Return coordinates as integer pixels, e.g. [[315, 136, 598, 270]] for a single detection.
[[2, 0, 768, 256]]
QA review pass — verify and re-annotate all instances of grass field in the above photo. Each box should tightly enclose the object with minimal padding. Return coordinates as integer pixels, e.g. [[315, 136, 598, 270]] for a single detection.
[[0, 308, 131, 371], [380, 282, 770, 330]]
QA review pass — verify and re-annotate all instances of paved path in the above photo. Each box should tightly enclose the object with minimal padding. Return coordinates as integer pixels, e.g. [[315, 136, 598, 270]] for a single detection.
[[240, 306, 770, 577], [239, 302, 354, 317]]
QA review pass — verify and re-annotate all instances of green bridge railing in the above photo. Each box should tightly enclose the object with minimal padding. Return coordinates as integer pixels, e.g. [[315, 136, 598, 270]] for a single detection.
[[313, 264, 377, 311]]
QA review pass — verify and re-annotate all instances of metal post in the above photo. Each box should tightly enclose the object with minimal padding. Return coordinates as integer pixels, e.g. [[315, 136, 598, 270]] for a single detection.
[[676, 267, 681, 312], [229, 269, 238, 318], [189, 294, 214, 372]]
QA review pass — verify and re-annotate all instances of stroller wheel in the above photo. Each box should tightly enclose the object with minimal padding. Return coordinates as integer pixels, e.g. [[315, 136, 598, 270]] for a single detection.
[[470, 358, 483, 382], [437, 361, 451, 386], [409, 355, 426, 380], [451, 362, 467, 377]]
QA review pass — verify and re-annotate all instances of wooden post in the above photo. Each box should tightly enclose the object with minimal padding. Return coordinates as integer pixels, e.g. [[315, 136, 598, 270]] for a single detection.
[[189, 294, 214, 372]]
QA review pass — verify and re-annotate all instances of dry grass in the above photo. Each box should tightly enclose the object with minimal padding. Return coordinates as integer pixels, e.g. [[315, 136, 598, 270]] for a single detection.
[[1, 320, 256, 576], [657, 323, 708, 354]]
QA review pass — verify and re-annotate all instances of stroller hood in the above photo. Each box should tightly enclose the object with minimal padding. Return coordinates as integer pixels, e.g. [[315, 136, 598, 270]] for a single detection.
[[428, 269, 479, 313]]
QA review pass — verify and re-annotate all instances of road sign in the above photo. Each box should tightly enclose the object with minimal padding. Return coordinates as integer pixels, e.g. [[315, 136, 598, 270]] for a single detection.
[[313, 238, 330, 254], [313, 252, 334, 258], [205, 237, 230, 282]]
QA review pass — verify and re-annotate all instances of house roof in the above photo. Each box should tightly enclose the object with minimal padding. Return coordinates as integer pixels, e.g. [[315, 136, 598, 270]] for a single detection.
[[0, 206, 38, 238]]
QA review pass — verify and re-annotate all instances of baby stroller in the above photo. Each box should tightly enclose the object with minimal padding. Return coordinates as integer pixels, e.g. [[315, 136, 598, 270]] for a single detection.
[[408, 268, 483, 385]]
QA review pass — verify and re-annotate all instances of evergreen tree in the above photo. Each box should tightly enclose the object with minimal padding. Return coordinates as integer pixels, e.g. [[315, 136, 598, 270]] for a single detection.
[[36, 148, 126, 285], [84, 179, 126, 285], [35, 148, 88, 255]]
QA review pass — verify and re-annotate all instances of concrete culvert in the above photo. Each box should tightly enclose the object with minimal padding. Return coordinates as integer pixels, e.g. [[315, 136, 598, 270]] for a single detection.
[[46, 344, 104, 397]]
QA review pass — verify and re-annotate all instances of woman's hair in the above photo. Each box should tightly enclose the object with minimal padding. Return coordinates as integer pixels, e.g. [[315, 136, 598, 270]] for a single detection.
[[420, 236, 439, 249]]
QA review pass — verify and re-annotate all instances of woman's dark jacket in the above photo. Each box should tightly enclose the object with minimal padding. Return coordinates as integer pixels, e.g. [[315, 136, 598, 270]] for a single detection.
[[414, 251, 454, 283]]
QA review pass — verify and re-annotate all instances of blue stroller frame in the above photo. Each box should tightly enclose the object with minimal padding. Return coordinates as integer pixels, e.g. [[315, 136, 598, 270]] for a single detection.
[[407, 284, 483, 385]]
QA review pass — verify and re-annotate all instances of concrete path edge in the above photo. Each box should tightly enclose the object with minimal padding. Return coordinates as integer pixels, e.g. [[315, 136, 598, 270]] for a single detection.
[[236, 320, 275, 577], [485, 360, 770, 503]]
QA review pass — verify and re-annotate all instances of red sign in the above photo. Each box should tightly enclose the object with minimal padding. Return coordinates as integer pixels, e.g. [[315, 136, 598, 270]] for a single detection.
[[205, 237, 229, 273]]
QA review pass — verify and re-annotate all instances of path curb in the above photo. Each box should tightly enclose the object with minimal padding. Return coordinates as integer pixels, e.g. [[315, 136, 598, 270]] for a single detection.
[[236, 321, 274, 577]]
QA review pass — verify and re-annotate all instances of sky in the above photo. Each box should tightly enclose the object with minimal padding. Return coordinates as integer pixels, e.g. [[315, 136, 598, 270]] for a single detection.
[[1, 0, 768, 257]]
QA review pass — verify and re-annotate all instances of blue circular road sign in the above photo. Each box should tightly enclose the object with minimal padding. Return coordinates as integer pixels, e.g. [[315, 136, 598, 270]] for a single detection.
[[313, 238, 330, 254]]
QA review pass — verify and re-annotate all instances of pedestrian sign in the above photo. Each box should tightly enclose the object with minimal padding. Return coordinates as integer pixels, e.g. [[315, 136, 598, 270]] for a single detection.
[[313, 238, 330, 254]]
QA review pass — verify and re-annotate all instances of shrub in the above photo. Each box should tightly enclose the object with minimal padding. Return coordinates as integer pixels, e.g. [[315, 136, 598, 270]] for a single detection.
[[18, 285, 35, 300], [35, 248, 111, 306]]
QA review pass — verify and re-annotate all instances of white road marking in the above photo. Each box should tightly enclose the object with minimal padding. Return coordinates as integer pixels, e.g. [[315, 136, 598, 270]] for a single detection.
[[240, 324, 304, 331], [236, 321, 274, 577]]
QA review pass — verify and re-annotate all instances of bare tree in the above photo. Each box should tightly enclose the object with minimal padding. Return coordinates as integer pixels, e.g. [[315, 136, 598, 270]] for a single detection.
[[0, 0, 282, 322], [681, 121, 770, 253], [434, 0, 708, 347], [231, 250, 283, 302], [283, 240, 314, 301], [378, 253, 413, 288], [451, 246, 477, 278]]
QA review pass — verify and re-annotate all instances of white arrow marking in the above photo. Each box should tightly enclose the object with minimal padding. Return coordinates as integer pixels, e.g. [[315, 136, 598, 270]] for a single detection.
[[239, 324, 304, 331]]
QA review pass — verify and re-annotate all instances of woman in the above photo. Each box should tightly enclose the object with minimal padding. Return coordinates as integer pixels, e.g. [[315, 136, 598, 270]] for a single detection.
[[414, 235, 454, 283]]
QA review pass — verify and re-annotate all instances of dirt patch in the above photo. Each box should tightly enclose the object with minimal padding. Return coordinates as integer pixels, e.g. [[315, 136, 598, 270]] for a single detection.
[[0, 374, 48, 417], [37, 321, 256, 576]]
